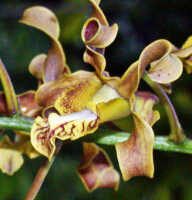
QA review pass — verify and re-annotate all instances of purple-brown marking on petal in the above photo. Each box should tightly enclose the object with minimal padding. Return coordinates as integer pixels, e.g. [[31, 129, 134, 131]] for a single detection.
[[31, 110, 99, 159], [36, 71, 102, 114], [84, 20, 99, 41], [78, 142, 120, 192]]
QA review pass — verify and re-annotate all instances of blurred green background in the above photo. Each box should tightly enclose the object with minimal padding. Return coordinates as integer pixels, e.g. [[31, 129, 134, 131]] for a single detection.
[[0, 0, 192, 199]]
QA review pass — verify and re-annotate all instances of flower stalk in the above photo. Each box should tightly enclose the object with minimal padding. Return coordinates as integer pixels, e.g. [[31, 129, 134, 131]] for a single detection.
[[0, 116, 191, 154], [142, 73, 185, 143], [24, 157, 55, 200]]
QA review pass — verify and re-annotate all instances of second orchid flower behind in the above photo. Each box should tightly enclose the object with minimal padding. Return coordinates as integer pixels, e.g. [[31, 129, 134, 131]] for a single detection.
[[18, 0, 188, 192]]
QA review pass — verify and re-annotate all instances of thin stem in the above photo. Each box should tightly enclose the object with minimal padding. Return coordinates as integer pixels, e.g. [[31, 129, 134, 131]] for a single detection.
[[24, 142, 63, 200], [25, 157, 55, 200], [88, 129, 192, 154], [0, 116, 191, 154], [143, 73, 185, 143], [0, 116, 32, 132]]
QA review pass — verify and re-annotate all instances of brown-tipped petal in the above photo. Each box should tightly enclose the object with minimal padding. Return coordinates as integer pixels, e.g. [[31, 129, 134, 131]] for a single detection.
[[20, 6, 60, 39], [78, 142, 119, 192], [115, 114, 154, 181], [20, 6, 70, 82], [29, 54, 47, 80], [31, 110, 99, 159], [0, 60, 18, 115], [118, 40, 179, 99], [36, 71, 102, 114], [17, 91, 42, 118], [115, 92, 159, 181], [148, 54, 183, 84], [82, 18, 118, 48]]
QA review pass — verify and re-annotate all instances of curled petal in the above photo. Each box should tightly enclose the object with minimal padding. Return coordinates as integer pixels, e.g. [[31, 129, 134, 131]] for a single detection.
[[36, 71, 102, 114], [118, 40, 182, 99], [148, 54, 183, 84], [31, 109, 99, 159], [20, 6, 60, 39], [78, 142, 119, 192], [18, 90, 42, 118], [20, 6, 70, 82], [115, 92, 159, 181], [82, 0, 118, 80], [0, 59, 18, 114], [29, 54, 47, 80], [82, 18, 118, 48]]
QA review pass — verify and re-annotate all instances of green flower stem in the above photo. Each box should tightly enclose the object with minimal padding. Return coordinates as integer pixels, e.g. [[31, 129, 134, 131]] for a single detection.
[[0, 116, 33, 132], [24, 141, 63, 200], [25, 157, 55, 200], [0, 116, 191, 154], [88, 129, 192, 154], [142, 73, 185, 143]]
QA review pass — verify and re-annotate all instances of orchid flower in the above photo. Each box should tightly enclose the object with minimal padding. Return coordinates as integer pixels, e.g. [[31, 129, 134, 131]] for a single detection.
[[17, 0, 185, 191], [0, 60, 41, 175]]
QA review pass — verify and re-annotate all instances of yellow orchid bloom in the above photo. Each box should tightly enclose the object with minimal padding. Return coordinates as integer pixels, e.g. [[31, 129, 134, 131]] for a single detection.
[[19, 0, 185, 190]]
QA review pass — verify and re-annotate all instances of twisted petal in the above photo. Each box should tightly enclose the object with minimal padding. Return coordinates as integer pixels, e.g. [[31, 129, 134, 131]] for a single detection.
[[36, 71, 102, 114], [118, 40, 183, 99], [82, 18, 118, 48], [78, 142, 119, 192], [20, 6, 70, 82], [0, 136, 24, 175], [31, 109, 99, 159], [0, 59, 18, 114], [82, 0, 118, 80], [115, 92, 159, 181]]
